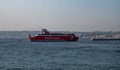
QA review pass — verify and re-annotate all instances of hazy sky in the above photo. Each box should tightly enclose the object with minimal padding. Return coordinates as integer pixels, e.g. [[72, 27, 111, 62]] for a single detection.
[[0, 0, 120, 31]]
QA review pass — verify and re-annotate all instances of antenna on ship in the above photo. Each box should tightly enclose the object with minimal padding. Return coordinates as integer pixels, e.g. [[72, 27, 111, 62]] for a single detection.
[[38, 27, 42, 31]]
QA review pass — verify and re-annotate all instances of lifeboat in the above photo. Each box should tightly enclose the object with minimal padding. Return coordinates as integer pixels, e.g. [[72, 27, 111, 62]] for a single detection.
[[28, 29, 79, 42]]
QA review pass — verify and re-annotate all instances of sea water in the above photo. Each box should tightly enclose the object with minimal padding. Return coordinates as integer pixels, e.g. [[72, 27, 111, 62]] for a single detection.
[[0, 32, 120, 70]]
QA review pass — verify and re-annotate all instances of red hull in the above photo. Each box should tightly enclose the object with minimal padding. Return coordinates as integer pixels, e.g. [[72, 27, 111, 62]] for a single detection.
[[28, 29, 78, 42], [28, 35, 78, 42]]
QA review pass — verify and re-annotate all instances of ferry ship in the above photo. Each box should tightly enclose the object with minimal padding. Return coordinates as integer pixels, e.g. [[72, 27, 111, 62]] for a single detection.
[[28, 29, 79, 42]]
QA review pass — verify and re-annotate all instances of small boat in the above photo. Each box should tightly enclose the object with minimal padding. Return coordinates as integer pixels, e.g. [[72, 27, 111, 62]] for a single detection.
[[28, 29, 79, 42], [90, 36, 120, 41], [91, 38, 120, 41]]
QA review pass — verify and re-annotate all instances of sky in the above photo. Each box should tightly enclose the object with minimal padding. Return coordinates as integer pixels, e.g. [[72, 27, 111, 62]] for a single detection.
[[0, 0, 120, 31]]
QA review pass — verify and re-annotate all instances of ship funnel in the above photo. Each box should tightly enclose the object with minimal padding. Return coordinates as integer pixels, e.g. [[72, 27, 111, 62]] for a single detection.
[[42, 29, 48, 32], [42, 29, 49, 34]]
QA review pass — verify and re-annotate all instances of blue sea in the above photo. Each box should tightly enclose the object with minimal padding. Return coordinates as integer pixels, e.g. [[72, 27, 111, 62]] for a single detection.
[[0, 31, 120, 70]]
